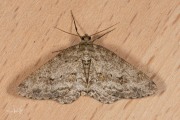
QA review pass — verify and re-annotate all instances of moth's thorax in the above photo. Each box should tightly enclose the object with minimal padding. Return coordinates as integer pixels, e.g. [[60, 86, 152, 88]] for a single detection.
[[81, 47, 92, 83], [79, 42, 94, 52]]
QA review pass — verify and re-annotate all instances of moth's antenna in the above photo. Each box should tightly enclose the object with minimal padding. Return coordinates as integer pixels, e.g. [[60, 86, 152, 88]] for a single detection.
[[92, 28, 116, 43], [90, 22, 119, 37], [71, 10, 82, 38], [54, 26, 79, 36]]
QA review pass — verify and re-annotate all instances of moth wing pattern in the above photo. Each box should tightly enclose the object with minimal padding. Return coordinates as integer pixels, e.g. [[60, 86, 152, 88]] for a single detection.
[[88, 45, 157, 103], [18, 45, 86, 104]]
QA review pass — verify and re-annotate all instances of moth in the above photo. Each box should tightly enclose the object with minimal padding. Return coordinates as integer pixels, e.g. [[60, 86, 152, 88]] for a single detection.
[[18, 11, 157, 104]]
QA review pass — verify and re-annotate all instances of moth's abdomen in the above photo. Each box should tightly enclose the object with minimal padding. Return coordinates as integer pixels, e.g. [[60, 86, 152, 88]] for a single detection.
[[81, 53, 92, 83]]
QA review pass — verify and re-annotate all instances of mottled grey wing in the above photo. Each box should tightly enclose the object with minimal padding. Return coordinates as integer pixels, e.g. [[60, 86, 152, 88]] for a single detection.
[[88, 45, 157, 104], [18, 45, 86, 104]]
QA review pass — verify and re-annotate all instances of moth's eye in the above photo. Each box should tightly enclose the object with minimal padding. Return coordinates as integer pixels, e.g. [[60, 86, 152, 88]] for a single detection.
[[82, 37, 84, 40], [88, 36, 91, 40]]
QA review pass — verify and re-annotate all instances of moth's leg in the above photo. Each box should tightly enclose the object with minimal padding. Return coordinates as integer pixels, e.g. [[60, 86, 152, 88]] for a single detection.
[[92, 28, 116, 42], [52, 50, 62, 53], [90, 22, 119, 36], [54, 26, 79, 36]]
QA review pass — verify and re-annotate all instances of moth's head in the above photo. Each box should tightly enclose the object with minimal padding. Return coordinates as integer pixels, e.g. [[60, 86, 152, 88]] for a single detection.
[[81, 34, 91, 42]]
